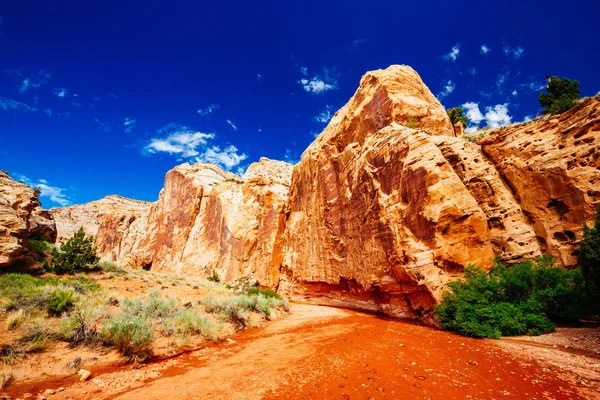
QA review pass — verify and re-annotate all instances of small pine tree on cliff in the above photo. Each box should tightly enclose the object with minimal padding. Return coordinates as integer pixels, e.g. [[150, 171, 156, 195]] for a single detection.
[[580, 205, 600, 293], [538, 76, 580, 114], [49, 227, 99, 274], [447, 106, 468, 127]]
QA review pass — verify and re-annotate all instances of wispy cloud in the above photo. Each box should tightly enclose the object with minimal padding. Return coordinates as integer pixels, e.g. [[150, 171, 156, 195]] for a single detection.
[[256, 73, 263, 82], [0, 96, 36, 112], [124, 117, 136, 133], [353, 38, 367, 45], [4, 68, 52, 94], [468, 67, 477, 75], [503, 45, 524, 59], [314, 105, 334, 123], [16, 175, 71, 206], [298, 67, 338, 94], [443, 44, 461, 62], [518, 80, 546, 92], [512, 90, 518, 96], [226, 119, 237, 131], [94, 118, 110, 132], [480, 44, 491, 55], [462, 102, 512, 129], [437, 80, 456, 99], [144, 124, 247, 170], [54, 88, 68, 98], [283, 149, 299, 164], [197, 104, 219, 116]]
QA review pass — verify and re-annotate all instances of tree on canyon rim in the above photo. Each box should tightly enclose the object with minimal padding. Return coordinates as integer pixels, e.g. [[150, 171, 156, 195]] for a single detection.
[[446, 106, 469, 127], [538, 76, 581, 114]]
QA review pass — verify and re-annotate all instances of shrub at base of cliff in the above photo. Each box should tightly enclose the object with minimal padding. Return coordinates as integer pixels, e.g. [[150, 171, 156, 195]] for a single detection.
[[49, 227, 100, 274], [435, 256, 590, 339], [580, 205, 600, 294]]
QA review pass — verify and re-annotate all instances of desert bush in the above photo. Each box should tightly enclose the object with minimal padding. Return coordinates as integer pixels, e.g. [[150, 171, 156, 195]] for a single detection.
[[435, 256, 591, 339], [174, 309, 220, 340], [539, 76, 581, 114], [246, 287, 282, 300], [121, 292, 178, 320], [46, 287, 76, 316], [580, 204, 600, 294], [49, 227, 99, 274], [59, 305, 103, 347], [27, 239, 54, 256], [101, 313, 154, 362], [0, 372, 12, 390], [207, 270, 221, 283], [98, 261, 125, 273], [5, 310, 25, 330]]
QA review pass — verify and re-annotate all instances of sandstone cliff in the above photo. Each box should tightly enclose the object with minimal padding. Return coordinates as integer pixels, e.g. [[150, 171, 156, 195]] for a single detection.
[[45, 66, 600, 324], [479, 96, 600, 266], [120, 158, 293, 287], [0, 172, 56, 268]]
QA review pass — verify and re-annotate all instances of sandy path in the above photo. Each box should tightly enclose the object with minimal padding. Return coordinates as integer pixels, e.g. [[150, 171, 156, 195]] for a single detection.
[[6, 304, 600, 400]]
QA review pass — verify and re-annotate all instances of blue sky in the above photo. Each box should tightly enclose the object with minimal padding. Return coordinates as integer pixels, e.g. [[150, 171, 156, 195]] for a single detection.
[[1, 1, 599, 208]]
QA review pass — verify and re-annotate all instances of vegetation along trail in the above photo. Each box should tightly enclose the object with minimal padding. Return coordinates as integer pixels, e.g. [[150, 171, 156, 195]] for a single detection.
[[9, 304, 598, 400]]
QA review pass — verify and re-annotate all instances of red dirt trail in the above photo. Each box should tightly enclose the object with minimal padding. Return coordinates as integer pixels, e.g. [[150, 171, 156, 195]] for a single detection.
[[6, 304, 599, 399]]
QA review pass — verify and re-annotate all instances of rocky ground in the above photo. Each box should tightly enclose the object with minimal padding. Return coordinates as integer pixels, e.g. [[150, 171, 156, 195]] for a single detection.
[[3, 304, 599, 400]]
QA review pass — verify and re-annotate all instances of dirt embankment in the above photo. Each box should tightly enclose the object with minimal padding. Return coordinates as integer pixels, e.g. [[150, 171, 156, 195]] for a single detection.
[[5, 304, 600, 400]]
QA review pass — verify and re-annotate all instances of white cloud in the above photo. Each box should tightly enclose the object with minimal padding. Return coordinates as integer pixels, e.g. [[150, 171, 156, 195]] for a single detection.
[[16, 175, 71, 206], [124, 117, 136, 133], [283, 149, 299, 164], [463, 102, 485, 125], [197, 104, 219, 116], [443, 44, 461, 62], [226, 119, 237, 131], [519, 80, 546, 92], [0, 96, 36, 112], [3, 68, 52, 94], [197, 145, 247, 169], [44, 109, 52, 116], [524, 115, 533, 122], [468, 68, 477, 75], [512, 90, 518, 96], [314, 105, 334, 123], [480, 44, 491, 55], [496, 71, 509, 91], [54, 88, 68, 98], [503, 45, 524, 59], [144, 125, 247, 171], [485, 104, 512, 127], [256, 73, 263, 81], [437, 80, 455, 99], [298, 67, 338, 94]]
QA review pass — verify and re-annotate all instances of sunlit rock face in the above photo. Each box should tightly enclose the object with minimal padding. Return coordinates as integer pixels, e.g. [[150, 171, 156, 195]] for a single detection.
[[0, 172, 56, 268], [479, 96, 600, 267], [120, 159, 293, 288]]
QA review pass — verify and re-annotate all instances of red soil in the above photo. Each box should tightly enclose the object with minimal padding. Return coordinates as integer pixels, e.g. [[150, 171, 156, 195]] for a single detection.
[[5, 304, 598, 400]]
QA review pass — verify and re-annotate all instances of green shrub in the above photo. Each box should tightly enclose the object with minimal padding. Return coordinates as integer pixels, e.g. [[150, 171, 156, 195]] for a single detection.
[[5, 310, 25, 330], [435, 256, 591, 338], [46, 287, 76, 316], [49, 227, 99, 274], [59, 305, 102, 347], [174, 309, 220, 340], [580, 204, 600, 294], [121, 292, 178, 320], [447, 106, 468, 126], [101, 313, 154, 362], [207, 270, 221, 283], [98, 261, 125, 273], [538, 76, 581, 114], [27, 239, 54, 256], [246, 287, 282, 300]]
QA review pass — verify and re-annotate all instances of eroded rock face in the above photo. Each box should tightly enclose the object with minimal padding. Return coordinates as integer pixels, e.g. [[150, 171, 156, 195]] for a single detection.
[[123, 158, 293, 287], [51, 195, 152, 262], [480, 96, 600, 266], [0, 172, 56, 268]]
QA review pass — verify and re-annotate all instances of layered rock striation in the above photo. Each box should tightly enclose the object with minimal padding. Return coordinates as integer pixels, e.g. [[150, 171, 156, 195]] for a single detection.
[[0, 172, 56, 268]]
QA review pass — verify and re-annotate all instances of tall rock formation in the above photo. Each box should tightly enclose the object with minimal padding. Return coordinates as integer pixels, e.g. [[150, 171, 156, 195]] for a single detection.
[[0, 172, 56, 268], [121, 158, 293, 287], [480, 96, 600, 266]]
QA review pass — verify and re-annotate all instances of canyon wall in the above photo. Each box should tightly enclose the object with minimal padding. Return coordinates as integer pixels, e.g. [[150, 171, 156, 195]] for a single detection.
[[37, 65, 600, 323], [0, 172, 56, 268]]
